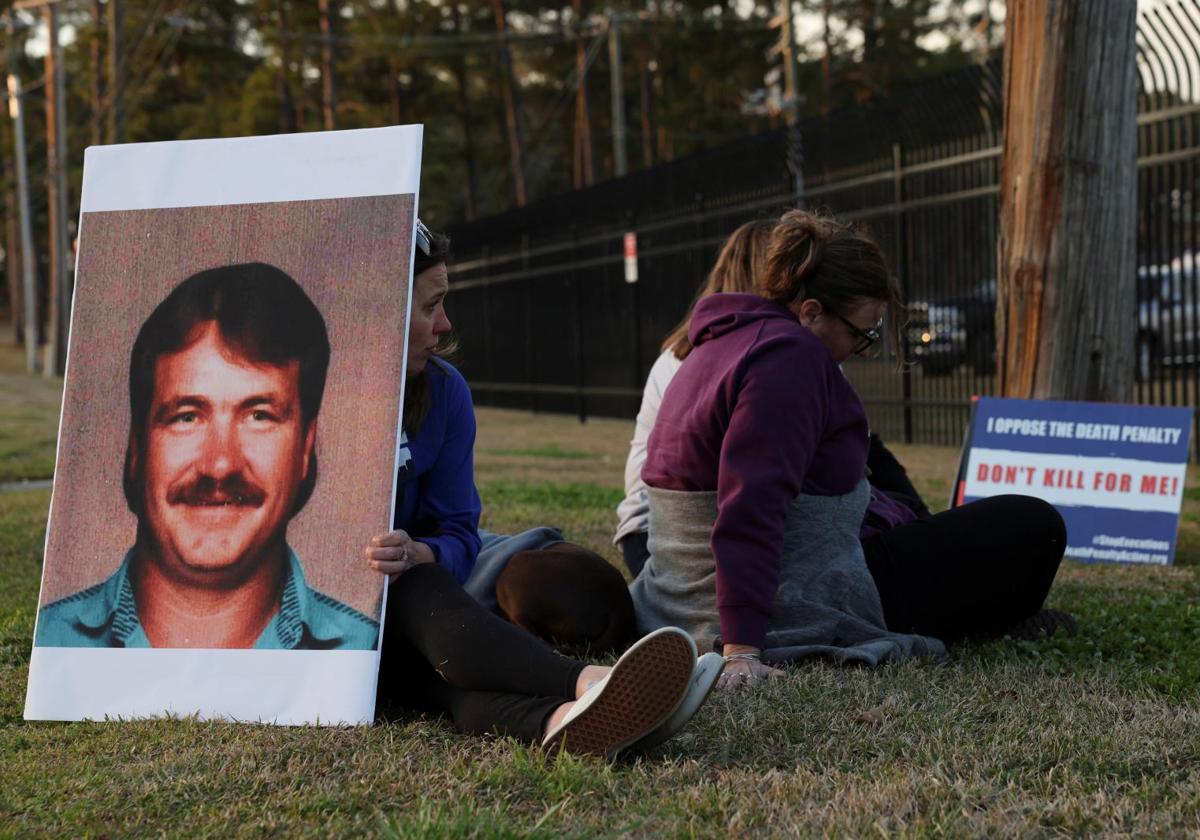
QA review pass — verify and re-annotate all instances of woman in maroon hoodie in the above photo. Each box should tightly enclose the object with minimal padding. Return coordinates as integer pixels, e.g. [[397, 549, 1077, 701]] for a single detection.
[[630, 210, 1069, 687]]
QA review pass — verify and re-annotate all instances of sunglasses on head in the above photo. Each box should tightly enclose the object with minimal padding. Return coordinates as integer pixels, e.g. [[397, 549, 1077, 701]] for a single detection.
[[415, 219, 432, 257], [833, 312, 884, 355]]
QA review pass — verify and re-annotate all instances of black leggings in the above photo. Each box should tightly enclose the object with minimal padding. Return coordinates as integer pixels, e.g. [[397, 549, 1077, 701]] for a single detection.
[[866, 433, 932, 519], [618, 532, 650, 578], [862, 494, 1067, 641], [376, 563, 585, 743]]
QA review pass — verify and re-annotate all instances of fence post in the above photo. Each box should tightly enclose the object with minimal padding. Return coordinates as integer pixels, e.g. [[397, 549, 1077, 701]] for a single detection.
[[480, 244, 493, 395], [893, 143, 914, 444], [628, 214, 641, 407], [572, 225, 587, 423], [521, 232, 534, 413]]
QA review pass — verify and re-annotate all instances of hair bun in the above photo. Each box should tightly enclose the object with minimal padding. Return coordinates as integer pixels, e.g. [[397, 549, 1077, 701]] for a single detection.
[[773, 209, 828, 284]]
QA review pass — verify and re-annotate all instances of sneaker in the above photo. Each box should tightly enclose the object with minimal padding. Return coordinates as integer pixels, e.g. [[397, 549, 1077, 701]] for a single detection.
[[541, 626, 696, 761], [631, 651, 723, 752]]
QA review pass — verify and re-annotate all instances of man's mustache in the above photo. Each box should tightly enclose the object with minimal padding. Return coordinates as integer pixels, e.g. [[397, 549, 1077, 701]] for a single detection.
[[168, 474, 267, 508]]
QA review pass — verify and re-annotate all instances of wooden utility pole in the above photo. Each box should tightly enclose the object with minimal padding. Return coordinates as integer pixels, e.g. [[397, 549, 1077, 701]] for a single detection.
[[770, 0, 798, 116], [608, 11, 627, 178], [19, 0, 72, 376], [107, 0, 122, 142], [489, 0, 526, 207], [996, 0, 1138, 401], [319, 0, 337, 130], [770, 0, 804, 206]]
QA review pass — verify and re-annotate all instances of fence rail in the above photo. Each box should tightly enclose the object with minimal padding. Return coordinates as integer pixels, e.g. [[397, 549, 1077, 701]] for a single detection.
[[447, 1, 1200, 452]]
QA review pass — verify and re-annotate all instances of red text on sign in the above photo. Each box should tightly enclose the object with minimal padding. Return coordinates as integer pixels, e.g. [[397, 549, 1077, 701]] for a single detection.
[[975, 464, 1037, 485], [1139, 475, 1181, 496], [1092, 471, 1132, 492]]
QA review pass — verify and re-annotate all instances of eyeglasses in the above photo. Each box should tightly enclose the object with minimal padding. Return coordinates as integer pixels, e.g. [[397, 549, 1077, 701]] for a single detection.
[[415, 219, 432, 257], [834, 312, 883, 355]]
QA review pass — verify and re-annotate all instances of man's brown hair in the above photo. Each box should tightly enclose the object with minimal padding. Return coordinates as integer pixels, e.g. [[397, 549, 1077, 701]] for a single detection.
[[123, 262, 330, 517]]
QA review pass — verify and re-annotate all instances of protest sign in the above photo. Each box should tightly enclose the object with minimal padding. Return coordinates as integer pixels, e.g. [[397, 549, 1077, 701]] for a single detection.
[[25, 126, 422, 724], [955, 397, 1193, 566]]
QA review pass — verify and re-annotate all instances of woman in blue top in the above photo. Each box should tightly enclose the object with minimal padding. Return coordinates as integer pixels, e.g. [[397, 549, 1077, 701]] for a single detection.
[[365, 221, 719, 760], [387, 315, 481, 583]]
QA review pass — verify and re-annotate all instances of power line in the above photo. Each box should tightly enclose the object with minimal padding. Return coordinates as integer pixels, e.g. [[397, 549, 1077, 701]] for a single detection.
[[161, 10, 775, 58]]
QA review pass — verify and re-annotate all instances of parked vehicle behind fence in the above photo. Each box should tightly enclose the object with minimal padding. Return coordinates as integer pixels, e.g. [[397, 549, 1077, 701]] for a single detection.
[[1137, 252, 1200, 382], [906, 280, 996, 377], [907, 262, 1200, 384]]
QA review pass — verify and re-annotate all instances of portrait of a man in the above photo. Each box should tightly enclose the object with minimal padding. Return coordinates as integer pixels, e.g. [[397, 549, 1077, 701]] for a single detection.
[[35, 262, 379, 650], [24, 130, 416, 725]]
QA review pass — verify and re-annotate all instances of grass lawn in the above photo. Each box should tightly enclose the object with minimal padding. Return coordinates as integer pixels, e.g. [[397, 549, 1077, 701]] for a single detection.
[[0, 375, 61, 485], [2, 370, 1199, 836]]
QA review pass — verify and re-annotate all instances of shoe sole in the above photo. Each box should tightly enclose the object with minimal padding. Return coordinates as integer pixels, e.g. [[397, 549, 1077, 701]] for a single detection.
[[544, 630, 694, 760], [634, 652, 724, 752]]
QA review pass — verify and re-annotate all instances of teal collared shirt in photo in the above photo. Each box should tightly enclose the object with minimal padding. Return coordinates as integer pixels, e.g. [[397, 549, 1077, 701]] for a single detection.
[[34, 547, 379, 650]]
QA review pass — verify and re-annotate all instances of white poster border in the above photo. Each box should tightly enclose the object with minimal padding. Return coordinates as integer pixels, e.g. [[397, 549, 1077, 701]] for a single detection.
[[25, 124, 423, 726]]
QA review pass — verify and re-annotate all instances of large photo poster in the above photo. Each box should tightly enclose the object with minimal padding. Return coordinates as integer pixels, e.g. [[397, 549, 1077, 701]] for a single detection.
[[25, 126, 422, 724]]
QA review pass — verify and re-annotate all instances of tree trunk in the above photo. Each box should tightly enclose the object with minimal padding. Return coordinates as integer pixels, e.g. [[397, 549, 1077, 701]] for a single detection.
[[45, 4, 64, 375], [820, 0, 833, 117], [651, 4, 672, 162], [489, 0, 527, 207], [655, 71, 672, 162], [319, 0, 337, 130], [389, 58, 403, 126], [90, 0, 103, 147], [996, 0, 1138, 402], [5, 154, 20, 341], [380, 1, 403, 126], [572, 0, 594, 188], [859, 0, 879, 96], [451, 4, 478, 220], [107, 0, 123, 143], [277, 0, 298, 133]]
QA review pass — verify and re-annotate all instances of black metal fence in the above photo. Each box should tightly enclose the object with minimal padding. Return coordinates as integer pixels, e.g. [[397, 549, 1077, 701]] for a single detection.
[[447, 1, 1200, 450]]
